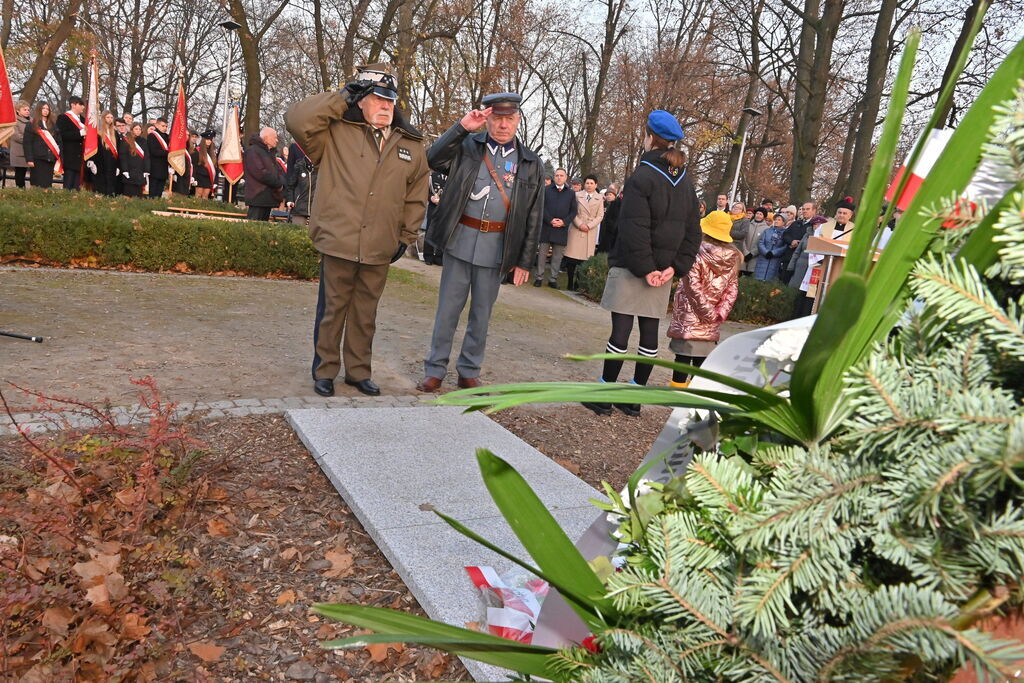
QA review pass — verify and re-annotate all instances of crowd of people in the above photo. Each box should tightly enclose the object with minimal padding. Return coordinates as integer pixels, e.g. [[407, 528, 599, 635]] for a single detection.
[[4, 68, 887, 409]]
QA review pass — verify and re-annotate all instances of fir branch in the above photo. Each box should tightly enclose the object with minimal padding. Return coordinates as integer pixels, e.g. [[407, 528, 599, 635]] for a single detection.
[[599, 628, 684, 678]]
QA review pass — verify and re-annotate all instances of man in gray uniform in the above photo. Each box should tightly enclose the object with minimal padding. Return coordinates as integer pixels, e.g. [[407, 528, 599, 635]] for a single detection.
[[416, 93, 544, 392]]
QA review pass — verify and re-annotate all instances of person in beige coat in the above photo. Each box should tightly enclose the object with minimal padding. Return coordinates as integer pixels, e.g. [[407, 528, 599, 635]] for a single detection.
[[564, 174, 605, 289], [286, 63, 430, 398]]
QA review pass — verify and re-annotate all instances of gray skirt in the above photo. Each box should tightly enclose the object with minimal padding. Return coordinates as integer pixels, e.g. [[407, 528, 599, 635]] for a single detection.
[[669, 338, 717, 357], [600, 267, 672, 319]]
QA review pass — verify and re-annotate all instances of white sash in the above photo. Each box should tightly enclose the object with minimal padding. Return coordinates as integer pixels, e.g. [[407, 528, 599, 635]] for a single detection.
[[64, 111, 85, 130], [203, 151, 216, 184], [150, 132, 168, 151], [38, 125, 63, 174], [133, 141, 146, 158], [104, 131, 119, 158]]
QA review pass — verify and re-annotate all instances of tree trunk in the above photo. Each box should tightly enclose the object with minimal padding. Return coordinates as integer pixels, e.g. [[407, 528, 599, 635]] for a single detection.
[[394, 0, 415, 110], [1, 0, 13, 49], [933, 0, 983, 127], [841, 0, 898, 201], [312, 0, 329, 90], [367, 0, 404, 64], [228, 0, 262, 138], [19, 0, 84, 102], [580, 0, 629, 173], [788, 0, 845, 202], [827, 106, 860, 209], [341, 0, 373, 77]]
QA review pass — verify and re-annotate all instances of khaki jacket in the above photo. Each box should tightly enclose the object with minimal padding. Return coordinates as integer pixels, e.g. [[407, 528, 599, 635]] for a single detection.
[[286, 92, 430, 265], [565, 190, 605, 260]]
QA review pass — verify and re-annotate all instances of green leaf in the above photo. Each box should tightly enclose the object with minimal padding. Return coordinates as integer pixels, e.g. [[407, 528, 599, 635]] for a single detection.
[[475, 449, 614, 630], [323, 632, 546, 652], [789, 274, 867, 441], [842, 29, 920, 278], [313, 604, 558, 676]]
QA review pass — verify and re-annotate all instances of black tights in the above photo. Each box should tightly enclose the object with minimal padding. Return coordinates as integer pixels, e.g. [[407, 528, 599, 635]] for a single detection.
[[601, 312, 659, 385], [565, 257, 581, 290], [672, 354, 705, 383]]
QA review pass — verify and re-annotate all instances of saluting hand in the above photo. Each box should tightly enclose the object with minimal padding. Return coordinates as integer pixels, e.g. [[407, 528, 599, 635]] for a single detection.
[[460, 107, 492, 132]]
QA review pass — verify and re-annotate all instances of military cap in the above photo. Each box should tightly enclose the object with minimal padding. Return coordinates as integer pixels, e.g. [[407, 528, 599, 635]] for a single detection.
[[200, 129, 216, 139], [354, 63, 399, 101], [482, 92, 522, 115]]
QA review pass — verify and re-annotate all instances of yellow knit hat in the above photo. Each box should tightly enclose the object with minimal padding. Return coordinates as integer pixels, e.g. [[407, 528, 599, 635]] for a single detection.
[[700, 210, 734, 243]]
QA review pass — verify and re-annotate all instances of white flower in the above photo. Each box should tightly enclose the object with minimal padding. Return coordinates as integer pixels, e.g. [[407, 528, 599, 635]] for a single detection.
[[755, 327, 812, 364]]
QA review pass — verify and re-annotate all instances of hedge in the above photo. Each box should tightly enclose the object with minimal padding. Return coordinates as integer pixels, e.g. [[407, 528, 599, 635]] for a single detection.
[[0, 188, 319, 279], [574, 249, 800, 324]]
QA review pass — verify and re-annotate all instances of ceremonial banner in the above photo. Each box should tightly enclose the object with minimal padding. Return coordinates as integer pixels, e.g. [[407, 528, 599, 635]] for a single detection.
[[884, 128, 953, 210], [167, 76, 189, 175], [0, 43, 15, 146], [218, 102, 244, 185], [83, 56, 100, 161]]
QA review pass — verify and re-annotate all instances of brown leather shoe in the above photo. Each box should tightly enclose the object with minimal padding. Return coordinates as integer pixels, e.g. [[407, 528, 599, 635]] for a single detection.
[[457, 375, 483, 389], [416, 376, 443, 393]]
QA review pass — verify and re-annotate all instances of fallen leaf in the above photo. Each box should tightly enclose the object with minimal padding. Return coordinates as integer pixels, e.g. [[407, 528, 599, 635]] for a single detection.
[[276, 589, 296, 605], [278, 547, 299, 561], [323, 549, 353, 578], [41, 606, 75, 636], [365, 642, 404, 662], [188, 641, 225, 662], [207, 518, 234, 537], [553, 457, 581, 475], [121, 613, 151, 640]]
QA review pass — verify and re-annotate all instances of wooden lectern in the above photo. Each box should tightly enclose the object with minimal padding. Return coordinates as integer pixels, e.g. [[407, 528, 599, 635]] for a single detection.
[[804, 236, 883, 312]]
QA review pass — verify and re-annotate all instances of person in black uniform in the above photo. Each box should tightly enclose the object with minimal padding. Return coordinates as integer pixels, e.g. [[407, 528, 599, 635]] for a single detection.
[[55, 96, 87, 190], [118, 123, 148, 197], [146, 117, 170, 198], [284, 142, 316, 225], [193, 131, 218, 199], [24, 102, 59, 188], [92, 111, 120, 196], [582, 110, 702, 417], [171, 136, 196, 195]]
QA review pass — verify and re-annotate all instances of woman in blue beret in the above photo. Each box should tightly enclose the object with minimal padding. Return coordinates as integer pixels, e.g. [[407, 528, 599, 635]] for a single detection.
[[582, 110, 703, 417]]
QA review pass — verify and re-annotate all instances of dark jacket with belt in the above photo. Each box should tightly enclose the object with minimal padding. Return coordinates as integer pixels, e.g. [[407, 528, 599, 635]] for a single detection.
[[243, 134, 286, 208], [425, 123, 543, 273], [539, 183, 577, 246], [609, 149, 702, 278]]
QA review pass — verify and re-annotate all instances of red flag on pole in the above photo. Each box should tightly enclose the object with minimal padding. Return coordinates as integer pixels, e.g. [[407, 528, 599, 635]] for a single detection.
[[218, 102, 244, 185], [168, 75, 189, 176], [0, 43, 15, 147], [84, 55, 100, 161]]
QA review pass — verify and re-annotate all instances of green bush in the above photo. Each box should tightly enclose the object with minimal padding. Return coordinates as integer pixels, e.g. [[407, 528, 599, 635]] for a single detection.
[[0, 188, 319, 279], [575, 252, 608, 300], [728, 276, 799, 324]]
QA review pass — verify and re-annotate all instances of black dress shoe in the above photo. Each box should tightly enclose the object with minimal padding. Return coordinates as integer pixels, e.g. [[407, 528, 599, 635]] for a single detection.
[[313, 378, 334, 396], [548, 280, 559, 289], [345, 377, 381, 396], [615, 403, 641, 417], [533, 278, 542, 287], [581, 401, 612, 416]]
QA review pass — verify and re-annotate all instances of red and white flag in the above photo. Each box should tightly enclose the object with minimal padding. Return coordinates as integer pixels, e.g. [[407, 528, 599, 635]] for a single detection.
[[0, 43, 15, 147], [83, 55, 100, 162], [167, 75, 189, 176], [218, 101, 244, 185], [884, 128, 954, 211]]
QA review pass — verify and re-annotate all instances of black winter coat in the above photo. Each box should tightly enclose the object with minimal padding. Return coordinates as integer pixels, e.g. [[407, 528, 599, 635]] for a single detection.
[[539, 183, 578, 246], [609, 149, 702, 278], [780, 218, 812, 266], [425, 123, 543, 273], [147, 131, 170, 180], [597, 197, 622, 253], [55, 112, 86, 171], [118, 139, 148, 186], [24, 122, 57, 163], [285, 146, 316, 217], [243, 134, 285, 208]]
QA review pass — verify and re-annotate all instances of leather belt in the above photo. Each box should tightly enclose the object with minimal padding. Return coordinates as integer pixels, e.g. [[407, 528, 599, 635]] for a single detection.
[[460, 214, 506, 233]]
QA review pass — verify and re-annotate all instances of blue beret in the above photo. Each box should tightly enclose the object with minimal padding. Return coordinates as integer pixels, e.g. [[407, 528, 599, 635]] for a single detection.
[[647, 110, 684, 141]]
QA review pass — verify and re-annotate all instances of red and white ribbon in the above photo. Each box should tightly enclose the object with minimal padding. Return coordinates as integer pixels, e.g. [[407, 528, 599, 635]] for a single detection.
[[150, 131, 168, 151], [465, 566, 548, 644], [38, 125, 63, 174]]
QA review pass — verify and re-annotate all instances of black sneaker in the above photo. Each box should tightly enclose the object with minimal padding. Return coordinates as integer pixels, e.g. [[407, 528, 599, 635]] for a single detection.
[[548, 280, 559, 289], [581, 401, 612, 416], [533, 278, 542, 287], [615, 403, 641, 417]]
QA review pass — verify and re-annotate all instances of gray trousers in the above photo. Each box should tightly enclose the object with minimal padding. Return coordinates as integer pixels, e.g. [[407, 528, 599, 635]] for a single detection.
[[424, 255, 503, 379], [536, 242, 565, 280]]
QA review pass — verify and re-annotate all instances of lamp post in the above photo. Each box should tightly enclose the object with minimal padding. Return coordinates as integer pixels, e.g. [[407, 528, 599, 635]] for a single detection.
[[728, 106, 762, 206], [219, 19, 241, 203]]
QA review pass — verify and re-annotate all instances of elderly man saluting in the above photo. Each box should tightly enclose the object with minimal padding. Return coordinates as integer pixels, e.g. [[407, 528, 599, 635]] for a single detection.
[[416, 93, 544, 392], [287, 64, 430, 397]]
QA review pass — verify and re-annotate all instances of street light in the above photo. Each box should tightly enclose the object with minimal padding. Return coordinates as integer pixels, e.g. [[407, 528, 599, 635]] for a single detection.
[[219, 19, 241, 203], [728, 106, 762, 206]]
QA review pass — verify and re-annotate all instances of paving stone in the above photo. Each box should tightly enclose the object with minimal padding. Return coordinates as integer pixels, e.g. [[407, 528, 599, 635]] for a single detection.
[[281, 397, 307, 409], [224, 407, 252, 416], [287, 406, 604, 682], [244, 405, 280, 415], [205, 409, 225, 419], [234, 398, 261, 407], [206, 400, 237, 410], [262, 398, 288, 408]]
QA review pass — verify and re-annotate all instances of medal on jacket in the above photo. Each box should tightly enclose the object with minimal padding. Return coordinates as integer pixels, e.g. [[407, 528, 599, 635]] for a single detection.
[[398, 147, 412, 162], [502, 172, 513, 187]]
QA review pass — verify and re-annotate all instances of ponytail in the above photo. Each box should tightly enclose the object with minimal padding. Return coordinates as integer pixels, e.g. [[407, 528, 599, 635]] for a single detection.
[[646, 125, 687, 168]]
